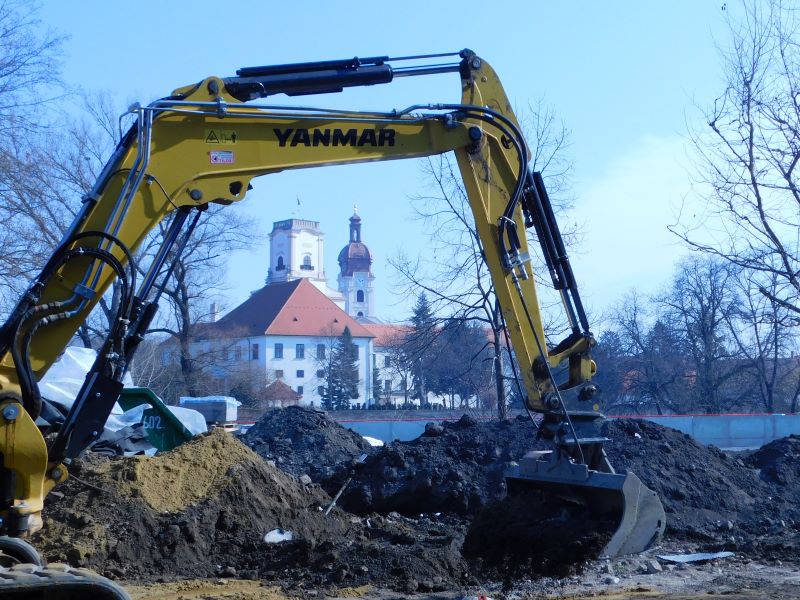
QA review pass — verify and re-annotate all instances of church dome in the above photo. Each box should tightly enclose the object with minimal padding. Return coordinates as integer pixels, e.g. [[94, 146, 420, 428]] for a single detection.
[[338, 210, 372, 276]]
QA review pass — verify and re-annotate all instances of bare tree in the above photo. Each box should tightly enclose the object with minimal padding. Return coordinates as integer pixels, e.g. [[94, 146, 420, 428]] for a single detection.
[[659, 257, 744, 413], [725, 269, 800, 412], [0, 84, 259, 397], [0, 1, 64, 133], [379, 329, 414, 407], [676, 0, 800, 316], [144, 207, 256, 396], [605, 292, 692, 415]]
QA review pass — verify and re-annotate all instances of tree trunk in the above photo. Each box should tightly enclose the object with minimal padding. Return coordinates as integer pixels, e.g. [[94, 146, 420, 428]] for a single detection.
[[493, 302, 507, 420]]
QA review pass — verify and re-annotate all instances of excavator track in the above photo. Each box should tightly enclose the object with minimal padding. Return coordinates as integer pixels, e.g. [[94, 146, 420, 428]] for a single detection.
[[0, 563, 131, 599]]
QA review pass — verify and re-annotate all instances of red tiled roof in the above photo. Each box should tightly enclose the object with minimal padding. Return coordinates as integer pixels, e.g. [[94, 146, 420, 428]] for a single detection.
[[362, 323, 410, 347], [264, 379, 301, 401], [208, 279, 373, 339]]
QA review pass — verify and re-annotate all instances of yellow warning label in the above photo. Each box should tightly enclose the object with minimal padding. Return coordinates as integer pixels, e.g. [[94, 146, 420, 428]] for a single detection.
[[204, 129, 238, 144]]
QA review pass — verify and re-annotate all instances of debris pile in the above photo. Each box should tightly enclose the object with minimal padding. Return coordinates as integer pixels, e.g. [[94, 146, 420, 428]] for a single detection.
[[463, 491, 615, 580], [747, 434, 800, 491], [244, 406, 372, 481]]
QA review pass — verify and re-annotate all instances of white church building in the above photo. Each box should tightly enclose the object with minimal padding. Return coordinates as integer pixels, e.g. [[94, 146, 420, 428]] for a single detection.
[[181, 209, 402, 408]]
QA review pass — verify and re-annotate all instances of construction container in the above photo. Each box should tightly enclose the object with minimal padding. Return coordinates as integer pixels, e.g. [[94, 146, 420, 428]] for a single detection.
[[179, 395, 241, 424], [118, 388, 195, 452]]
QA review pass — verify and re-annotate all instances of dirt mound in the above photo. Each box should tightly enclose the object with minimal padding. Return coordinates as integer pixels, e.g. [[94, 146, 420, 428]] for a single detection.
[[330, 414, 542, 516], [601, 419, 771, 541], [30, 415, 800, 591], [334, 414, 800, 560], [30, 430, 474, 592], [747, 434, 800, 490], [244, 406, 372, 481]]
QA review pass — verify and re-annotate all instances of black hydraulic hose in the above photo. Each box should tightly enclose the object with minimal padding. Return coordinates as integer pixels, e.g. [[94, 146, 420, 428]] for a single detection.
[[13, 247, 131, 419], [69, 231, 137, 317], [498, 309, 538, 433], [450, 107, 528, 262], [15, 251, 129, 418]]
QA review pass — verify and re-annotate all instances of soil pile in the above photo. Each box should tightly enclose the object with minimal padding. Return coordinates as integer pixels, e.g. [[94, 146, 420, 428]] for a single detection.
[[244, 406, 372, 481], [30, 430, 473, 592], [747, 434, 800, 491], [330, 414, 542, 516], [332, 414, 800, 558], [600, 419, 772, 541]]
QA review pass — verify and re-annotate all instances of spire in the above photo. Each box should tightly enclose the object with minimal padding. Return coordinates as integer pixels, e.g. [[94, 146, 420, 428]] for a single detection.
[[349, 206, 362, 242]]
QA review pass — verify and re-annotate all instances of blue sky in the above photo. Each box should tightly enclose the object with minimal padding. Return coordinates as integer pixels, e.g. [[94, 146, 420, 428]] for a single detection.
[[39, 1, 733, 326]]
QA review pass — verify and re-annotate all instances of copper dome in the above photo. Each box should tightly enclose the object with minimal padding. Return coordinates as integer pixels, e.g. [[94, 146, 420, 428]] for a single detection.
[[338, 210, 372, 276]]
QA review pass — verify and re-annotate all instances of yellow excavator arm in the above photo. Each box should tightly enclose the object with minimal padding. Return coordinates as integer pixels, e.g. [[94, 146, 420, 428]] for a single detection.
[[0, 50, 662, 565]]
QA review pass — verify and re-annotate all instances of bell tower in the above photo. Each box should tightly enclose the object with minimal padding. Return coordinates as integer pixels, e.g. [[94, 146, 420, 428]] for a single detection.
[[337, 206, 375, 320]]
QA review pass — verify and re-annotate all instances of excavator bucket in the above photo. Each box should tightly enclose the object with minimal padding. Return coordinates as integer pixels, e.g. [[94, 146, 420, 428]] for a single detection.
[[506, 450, 666, 558]]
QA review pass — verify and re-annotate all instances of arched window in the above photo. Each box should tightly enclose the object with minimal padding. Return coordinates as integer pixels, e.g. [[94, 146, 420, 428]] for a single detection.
[[357, 311, 364, 317], [356, 290, 365, 303], [301, 254, 313, 270], [276, 256, 285, 271]]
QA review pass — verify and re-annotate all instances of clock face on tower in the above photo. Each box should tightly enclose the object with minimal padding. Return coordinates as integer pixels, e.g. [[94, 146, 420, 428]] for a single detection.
[[355, 275, 366, 286]]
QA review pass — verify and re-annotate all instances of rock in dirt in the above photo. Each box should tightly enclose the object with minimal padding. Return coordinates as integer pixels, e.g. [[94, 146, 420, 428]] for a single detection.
[[244, 406, 372, 481]]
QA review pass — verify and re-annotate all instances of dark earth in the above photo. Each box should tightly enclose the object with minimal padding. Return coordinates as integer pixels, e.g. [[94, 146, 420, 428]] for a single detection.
[[30, 408, 800, 594], [243, 405, 373, 482]]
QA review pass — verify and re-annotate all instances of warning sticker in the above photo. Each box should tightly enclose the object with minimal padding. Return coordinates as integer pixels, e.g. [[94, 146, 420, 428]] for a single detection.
[[209, 150, 235, 164], [205, 129, 238, 144]]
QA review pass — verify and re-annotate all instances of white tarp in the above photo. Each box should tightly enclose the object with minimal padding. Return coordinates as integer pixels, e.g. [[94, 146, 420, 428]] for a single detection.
[[105, 404, 207, 435], [40, 345, 205, 436], [40, 346, 131, 414]]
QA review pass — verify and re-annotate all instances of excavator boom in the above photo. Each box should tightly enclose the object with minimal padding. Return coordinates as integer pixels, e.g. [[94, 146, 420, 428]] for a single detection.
[[0, 50, 664, 596]]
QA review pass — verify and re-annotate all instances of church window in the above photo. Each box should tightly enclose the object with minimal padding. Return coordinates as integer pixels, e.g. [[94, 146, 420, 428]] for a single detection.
[[296, 343, 305, 359], [251, 343, 259, 360], [356, 290, 365, 303], [274, 343, 283, 359], [300, 254, 313, 270], [276, 256, 285, 271], [357, 311, 363, 317]]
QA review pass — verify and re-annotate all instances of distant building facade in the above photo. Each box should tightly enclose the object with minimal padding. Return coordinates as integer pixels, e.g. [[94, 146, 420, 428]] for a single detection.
[[173, 210, 414, 409]]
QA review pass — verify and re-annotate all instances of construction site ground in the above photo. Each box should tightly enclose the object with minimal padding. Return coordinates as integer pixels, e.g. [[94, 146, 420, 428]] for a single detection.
[[29, 408, 800, 599]]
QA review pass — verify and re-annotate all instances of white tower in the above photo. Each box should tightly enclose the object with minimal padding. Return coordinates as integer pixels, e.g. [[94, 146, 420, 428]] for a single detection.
[[337, 206, 375, 321], [266, 218, 344, 306]]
